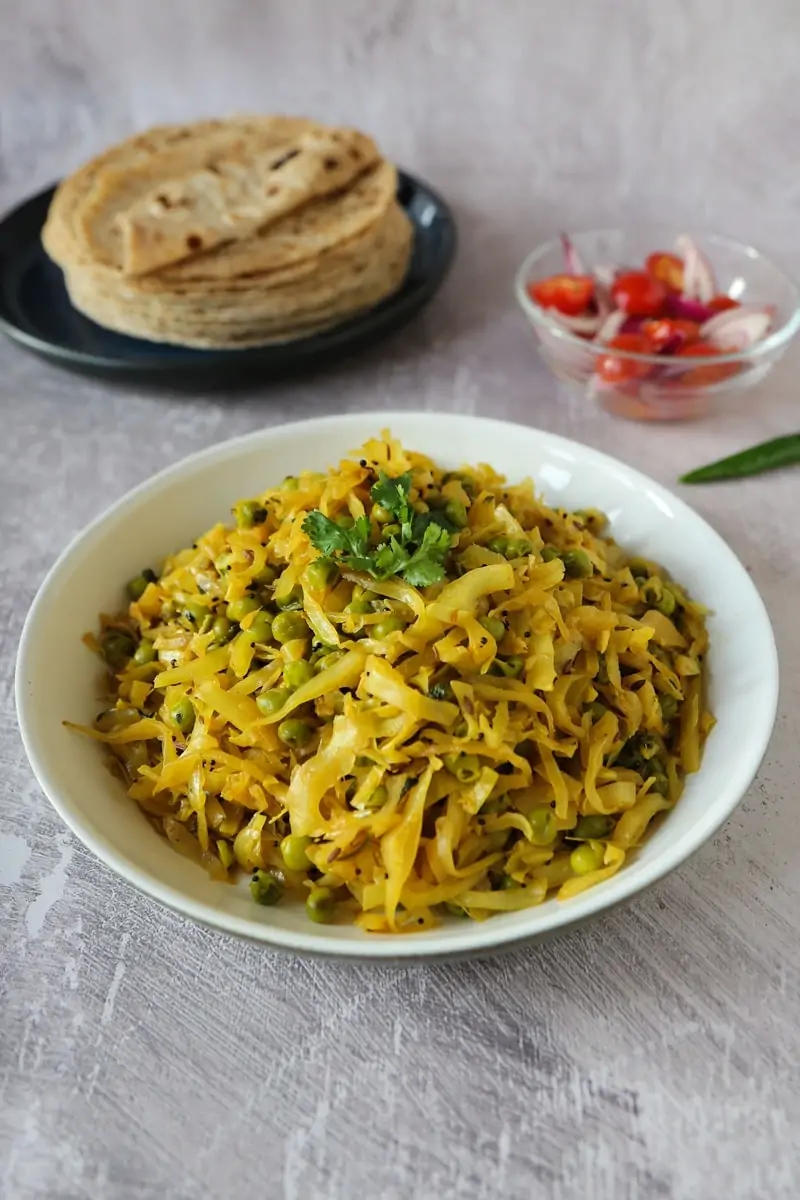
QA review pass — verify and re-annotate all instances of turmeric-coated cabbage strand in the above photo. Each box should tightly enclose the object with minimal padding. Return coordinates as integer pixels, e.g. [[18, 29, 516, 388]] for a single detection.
[[69, 431, 712, 932]]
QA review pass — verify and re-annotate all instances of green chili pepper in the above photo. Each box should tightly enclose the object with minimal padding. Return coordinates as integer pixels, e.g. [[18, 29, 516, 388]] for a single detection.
[[680, 433, 800, 484]]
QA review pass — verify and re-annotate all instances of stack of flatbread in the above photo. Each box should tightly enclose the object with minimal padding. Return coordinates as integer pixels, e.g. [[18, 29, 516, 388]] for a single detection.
[[42, 116, 413, 349]]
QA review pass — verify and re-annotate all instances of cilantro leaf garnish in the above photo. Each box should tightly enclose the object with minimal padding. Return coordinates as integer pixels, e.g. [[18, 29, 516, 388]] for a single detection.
[[402, 523, 453, 586], [301, 511, 374, 572], [370, 471, 413, 524], [302, 471, 456, 586]]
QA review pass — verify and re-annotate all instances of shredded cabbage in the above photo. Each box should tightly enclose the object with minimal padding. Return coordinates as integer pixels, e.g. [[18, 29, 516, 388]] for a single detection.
[[71, 431, 712, 932]]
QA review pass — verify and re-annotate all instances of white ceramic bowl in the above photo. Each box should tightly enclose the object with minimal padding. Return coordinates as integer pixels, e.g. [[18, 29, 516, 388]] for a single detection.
[[16, 413, 778, 962]]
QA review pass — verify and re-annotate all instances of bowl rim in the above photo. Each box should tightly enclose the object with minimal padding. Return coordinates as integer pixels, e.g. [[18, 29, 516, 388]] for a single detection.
[[514, 227, 800, 364], [15, 411, 780, 960]]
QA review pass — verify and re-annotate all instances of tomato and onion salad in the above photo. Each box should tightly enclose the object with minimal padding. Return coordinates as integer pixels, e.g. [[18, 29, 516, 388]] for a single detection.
[[525, 234, 776, 392]]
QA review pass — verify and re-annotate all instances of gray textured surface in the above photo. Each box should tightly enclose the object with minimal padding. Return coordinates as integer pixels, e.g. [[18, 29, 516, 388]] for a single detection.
[[2, 3, 800, 1198]]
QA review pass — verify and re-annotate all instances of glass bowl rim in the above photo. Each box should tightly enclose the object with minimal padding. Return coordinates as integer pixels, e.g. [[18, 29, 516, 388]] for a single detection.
[[514, 228, 800, 365]]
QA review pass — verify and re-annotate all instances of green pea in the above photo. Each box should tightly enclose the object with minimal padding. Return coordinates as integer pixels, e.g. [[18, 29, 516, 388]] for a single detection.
[[127, 568, 156, 601], [101, 630, 136, 669], [363, 784, 388, 810], [252, 564, 278, 587], [248, 611, 274, 643], [250, 869, 283, 906], [281, 476, 299, 492], [444, 753, 481, 783], [480, 616, 506, 641], [486, 537, 508, 556], [442, 471, 477, 498], [234, 499, 267, 528], [628, 557, 653, 579], [505, 538, 532, 558], [573, 814, 614, 840], [529, 805, 558, 846], [280, 834, 313, 872], [540, 546, 560, 563], [133, 640, 157, 666], [278, 718, 313, 747], [345, 597, 373, 614], [493, 656, 524, 678], [569, 840, 605, 875], [561, 549, 593, 579], [211, 616, 234, 645], [335, 513, 355, 530], [284, 660, 315, 690], [655, 586, 677, 617], [372, 503, 393, 524], [497, 873, 520, 890], [641, 577, 664, 607], [272, 611, 308, 644], [586, 700, 607, 722], [659, 693, 679, 722], [226, 596, 260, 624], [169, 698, 195, 735], [444, 499, 468, 529], [372, 615, 405, 638], [275, 584, 303, 609], [314, 649, 344, 673], [256, 688, 291, 717], [306, 887, 336, 924], [181, 600, 208, 627], [305, 558, 338, 591]]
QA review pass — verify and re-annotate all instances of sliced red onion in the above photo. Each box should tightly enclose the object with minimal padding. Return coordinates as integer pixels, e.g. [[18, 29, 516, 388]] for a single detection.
[[675, 235, 716, 303], [596, 310, 627, 342], [620, 316, 646, 336], [545, 310, 605, 337], [699, 304, 775, 351], [664, 294, 715, 324], [560, 233, 585, 275], [593, 264, 618, 288]]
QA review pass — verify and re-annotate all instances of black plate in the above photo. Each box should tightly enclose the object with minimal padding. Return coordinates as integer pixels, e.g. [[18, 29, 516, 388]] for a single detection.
[[0, 171, 456, 384]]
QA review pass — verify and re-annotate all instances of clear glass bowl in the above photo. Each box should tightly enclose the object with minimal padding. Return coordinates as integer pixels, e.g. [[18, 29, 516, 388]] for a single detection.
[[515, 228, 800, 421]]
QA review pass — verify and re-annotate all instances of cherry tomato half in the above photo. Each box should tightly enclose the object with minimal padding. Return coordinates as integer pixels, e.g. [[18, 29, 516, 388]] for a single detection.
[[641, 318, 701, 352], [675, 341, 740, 387], [528, 274, 595, 317], [645, 252, 684, 294], [595, 333, 653, 384], [706, 294, 740, 314], [611, 270, 668, 317]]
